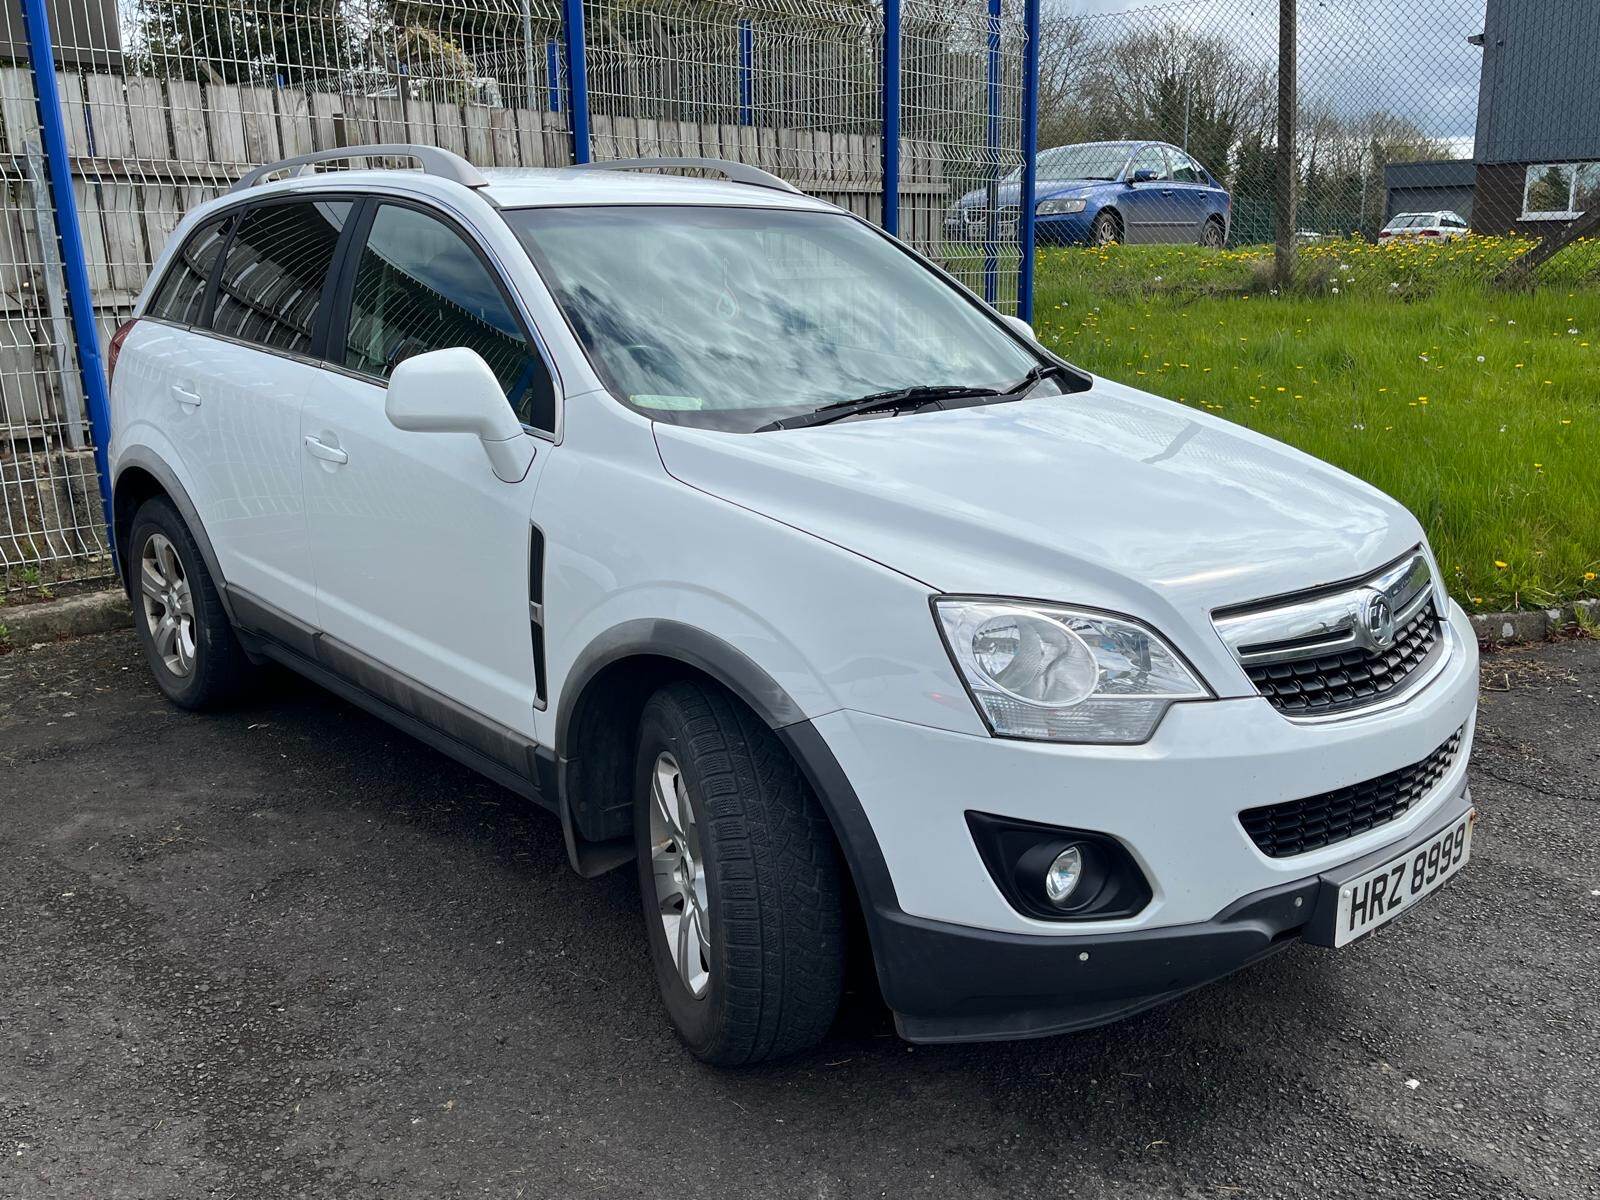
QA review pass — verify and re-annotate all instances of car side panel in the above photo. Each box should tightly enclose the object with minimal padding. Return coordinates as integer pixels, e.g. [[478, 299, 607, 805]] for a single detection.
[[112, 321, 318, 621], [533, 392, 987, 749], [302, 370, 548, 740]]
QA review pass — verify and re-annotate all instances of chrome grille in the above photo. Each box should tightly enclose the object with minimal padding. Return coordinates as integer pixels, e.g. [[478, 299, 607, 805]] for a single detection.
[[1214, 550, 1445, 719], [1245, 600, 1440, 715], [1240, 727, 1464, 857]]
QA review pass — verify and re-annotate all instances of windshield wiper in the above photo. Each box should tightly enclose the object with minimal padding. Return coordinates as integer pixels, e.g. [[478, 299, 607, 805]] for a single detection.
[[755, 383, 1002, 431], [756, 364, 1070, 432], [1003, 362, 1068, 395]]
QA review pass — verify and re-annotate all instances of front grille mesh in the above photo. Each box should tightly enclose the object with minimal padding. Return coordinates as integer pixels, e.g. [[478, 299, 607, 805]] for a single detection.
[[1240, 727, 1464, 858], [1246, 601, 1440, 716]]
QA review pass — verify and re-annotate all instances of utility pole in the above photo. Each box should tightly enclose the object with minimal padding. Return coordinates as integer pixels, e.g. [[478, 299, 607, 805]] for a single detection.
[[1183, 75, 1192, 152], [1274, 0, 1297, 286]]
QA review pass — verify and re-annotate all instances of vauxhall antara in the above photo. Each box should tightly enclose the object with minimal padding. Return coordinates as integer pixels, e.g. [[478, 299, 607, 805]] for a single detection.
[[109, 147, 1478, 1064]]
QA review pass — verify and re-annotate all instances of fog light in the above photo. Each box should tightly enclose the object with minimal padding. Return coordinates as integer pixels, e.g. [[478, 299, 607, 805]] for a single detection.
[[1044, 844, 1084, 905]]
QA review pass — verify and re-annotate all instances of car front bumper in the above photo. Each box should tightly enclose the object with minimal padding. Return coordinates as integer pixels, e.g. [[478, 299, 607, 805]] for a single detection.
[[866, 787, 1473, 1042], [941, 213, 1096, 245], [796, 600, 1480, 1042]]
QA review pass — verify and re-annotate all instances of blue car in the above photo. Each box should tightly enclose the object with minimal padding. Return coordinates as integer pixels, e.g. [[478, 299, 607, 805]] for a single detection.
[[946, 140, 1232, 248]]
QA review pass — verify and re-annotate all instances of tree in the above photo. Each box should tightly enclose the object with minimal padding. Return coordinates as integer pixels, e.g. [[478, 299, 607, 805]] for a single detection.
[[124, 0, 376, 85], [1036, 16, 1273, 182]]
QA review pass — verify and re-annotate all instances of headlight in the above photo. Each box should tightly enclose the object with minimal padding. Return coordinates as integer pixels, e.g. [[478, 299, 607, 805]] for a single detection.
[[1037, 198, 1087, 215], [934, 599, 1210, 744]]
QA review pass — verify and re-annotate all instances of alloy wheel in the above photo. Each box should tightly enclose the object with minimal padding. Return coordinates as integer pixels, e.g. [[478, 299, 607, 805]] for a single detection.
[[139, 532, 196, 678], [648, 751, 712, 997]]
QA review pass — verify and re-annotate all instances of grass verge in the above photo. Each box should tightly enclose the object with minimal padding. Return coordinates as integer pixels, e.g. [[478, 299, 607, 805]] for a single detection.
[[1033, 235, 1600, 612]]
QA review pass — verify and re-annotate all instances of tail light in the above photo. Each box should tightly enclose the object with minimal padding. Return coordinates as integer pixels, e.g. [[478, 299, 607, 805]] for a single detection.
[[106, 318, 139, 388], [1420, 229, 1441, 237]]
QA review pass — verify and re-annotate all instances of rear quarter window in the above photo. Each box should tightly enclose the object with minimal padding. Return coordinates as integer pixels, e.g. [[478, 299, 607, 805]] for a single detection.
[[147, 214, 232, 325]]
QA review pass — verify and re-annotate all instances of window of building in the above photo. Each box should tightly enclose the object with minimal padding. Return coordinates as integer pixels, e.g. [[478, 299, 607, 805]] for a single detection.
[[1521, 162, 1599, 220]]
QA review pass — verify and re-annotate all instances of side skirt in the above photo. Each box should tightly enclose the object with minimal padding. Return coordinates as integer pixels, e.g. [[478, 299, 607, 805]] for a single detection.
[[228, 585, 557, 813]]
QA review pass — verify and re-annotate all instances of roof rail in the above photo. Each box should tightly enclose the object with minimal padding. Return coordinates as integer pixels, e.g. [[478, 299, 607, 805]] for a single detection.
[[230, 144, 491, 194], [566, 157, 801, 195]]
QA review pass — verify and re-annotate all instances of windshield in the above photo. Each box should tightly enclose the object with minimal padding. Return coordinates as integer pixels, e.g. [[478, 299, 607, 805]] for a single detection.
[[509, 205, 1041, 432], [1006, 142, 1134, 184]]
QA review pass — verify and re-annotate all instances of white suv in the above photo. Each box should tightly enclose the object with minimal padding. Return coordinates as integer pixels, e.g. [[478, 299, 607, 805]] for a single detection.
[[109, 146, 1480, 1064]]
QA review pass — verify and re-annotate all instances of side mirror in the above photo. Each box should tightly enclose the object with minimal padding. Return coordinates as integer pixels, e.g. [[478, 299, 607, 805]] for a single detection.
[[1001, 314, 1036, 341], [1130, 167, 1158, 185], [385, 347, 534, 483]]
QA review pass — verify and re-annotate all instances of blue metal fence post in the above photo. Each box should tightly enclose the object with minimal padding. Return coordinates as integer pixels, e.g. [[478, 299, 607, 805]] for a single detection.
[[561, 0, 591, 163], [546, 40, 563, 112], [983, 0, 1001, 305], [738, 19, 754, 126], [881, 0, 902, 235], [1018, 0, 1040, 322], [19, 0, 116, 567]]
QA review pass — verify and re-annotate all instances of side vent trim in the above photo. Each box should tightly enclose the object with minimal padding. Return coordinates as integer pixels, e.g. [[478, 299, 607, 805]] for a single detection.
[[529, 524, 548, 710]]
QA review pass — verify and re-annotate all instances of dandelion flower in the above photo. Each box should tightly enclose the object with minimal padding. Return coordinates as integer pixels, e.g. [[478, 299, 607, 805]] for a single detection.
[[1495, 560, 1508, 569]]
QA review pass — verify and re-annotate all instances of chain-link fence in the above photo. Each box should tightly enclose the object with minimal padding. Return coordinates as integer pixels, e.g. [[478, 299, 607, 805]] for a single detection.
[[0, 0, 1040, 596], [1032, 0, 1597, 248], [3, 0, 1597, 600]]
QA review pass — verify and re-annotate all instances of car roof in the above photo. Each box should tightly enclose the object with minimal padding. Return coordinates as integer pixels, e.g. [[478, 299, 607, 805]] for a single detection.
[[478, 166, 833, 210], [207, 164, 839, 214]]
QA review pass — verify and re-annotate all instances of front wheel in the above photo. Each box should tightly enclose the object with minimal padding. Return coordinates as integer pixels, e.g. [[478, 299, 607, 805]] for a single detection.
[[1089, 210, 1122, 246], [633, 680, 845, 1065]]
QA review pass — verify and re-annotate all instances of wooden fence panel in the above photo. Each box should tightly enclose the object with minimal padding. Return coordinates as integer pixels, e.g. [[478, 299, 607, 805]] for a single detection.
[[167, 81, 209, 163], [125, 77, 171, 161], [0, 67, 951, 435]]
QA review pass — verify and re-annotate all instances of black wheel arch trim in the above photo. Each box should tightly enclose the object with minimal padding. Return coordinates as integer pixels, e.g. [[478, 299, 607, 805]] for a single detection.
[[113, 448, 239, 626], [555, 619, 807, 749], [555, 620, 902, 914]]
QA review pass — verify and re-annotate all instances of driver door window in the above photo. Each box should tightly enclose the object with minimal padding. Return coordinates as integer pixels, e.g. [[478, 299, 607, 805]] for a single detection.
[[342, 203, 555, 432], [1129, 146, 1171, 181]]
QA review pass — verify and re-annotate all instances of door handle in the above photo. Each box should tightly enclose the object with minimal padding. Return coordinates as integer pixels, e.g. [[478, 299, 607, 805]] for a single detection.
[[170, 383, 202, 407], [303, 435, 348, 465]]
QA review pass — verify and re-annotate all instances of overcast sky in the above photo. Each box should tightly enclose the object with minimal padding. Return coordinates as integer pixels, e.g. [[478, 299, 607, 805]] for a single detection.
[[1053, 0, 1488, 149]]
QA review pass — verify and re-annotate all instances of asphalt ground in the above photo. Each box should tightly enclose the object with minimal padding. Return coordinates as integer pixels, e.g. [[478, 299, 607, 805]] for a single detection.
[[1, 630, 1596, 1199]]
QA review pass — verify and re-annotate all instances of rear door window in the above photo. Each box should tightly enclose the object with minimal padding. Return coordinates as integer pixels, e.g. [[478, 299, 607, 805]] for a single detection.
[[1170, 151, 1203, 184], [339, 202, 555, 431], [210, 199, 352, 354], [147, 214, 232, 325]]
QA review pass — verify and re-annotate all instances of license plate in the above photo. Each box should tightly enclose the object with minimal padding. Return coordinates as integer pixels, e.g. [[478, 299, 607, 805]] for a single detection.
[[1334, 810, 1474, 946]]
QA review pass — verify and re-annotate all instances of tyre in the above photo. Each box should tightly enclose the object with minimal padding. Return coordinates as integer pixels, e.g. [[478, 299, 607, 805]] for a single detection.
[[1089, 210, 1122, 246], [128, 497, 255, 709], [1200, 217, 1226, 248], [633, 680, 845, 1065]]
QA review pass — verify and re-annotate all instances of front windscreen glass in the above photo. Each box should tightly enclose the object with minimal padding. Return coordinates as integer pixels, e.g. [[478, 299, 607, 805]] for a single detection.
[[508, 205, 1040, 432], [1008, 142, 1134, 183]]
